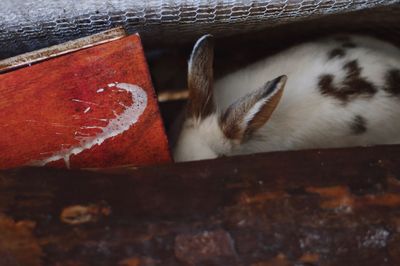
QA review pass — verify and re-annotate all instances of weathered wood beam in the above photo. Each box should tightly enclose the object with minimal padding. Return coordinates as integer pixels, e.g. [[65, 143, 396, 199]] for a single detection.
[[0, 27, 127, 74], [0, 145, 400, 265]]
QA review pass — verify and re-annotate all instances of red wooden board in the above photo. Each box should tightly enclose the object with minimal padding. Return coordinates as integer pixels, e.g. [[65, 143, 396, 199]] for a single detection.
[[0, 34, 171, 169]]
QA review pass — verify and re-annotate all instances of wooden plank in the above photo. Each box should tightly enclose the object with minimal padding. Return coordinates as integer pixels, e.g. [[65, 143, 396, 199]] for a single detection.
[[0, 27, 127, 73], [157, 90, 189, 102], [0, 34, 171, 169], [0, 145, 399, 265]]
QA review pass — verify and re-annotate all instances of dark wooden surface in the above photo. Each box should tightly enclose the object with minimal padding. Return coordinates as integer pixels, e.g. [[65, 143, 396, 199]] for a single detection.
[[0, 145, 400, 265]]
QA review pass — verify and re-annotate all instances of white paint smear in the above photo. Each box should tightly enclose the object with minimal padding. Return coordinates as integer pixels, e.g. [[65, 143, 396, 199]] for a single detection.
[[71, 99, 99, 105], [96, 88, 105, 93], [31, 83, 148, 168], [83, 107, 91, 113]]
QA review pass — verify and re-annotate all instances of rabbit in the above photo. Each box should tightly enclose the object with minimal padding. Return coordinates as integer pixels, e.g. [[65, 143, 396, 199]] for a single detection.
[[173, 34, 400, 162]]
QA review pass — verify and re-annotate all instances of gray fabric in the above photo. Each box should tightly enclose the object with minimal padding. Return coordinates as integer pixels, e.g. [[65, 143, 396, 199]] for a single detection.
[[0, 0, 398, 59]]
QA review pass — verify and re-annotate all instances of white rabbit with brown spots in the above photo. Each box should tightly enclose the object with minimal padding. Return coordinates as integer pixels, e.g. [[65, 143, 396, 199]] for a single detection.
[[173, 34, 400, 162]]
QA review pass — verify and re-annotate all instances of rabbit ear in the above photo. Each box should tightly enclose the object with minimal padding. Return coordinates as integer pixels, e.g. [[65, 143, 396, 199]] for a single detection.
[[220, 75, 287, 142], [187, 34, 215, 119]]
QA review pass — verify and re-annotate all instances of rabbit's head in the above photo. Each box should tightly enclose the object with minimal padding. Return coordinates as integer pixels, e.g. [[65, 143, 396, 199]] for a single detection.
[[173, 35, 287, 162]]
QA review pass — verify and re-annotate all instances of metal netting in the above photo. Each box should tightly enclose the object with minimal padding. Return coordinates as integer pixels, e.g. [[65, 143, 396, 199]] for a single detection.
[[1, 0, 399, 59]]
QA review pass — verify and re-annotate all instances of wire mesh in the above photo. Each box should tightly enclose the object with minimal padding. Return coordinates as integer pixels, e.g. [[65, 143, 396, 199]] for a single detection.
[[1, 0, 399, 59]]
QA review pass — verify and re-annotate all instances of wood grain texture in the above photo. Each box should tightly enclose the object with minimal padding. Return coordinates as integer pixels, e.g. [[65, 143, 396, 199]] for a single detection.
[[0, 27, 127, 73], [0, 145, 399, 265], [0, 34, 171, 169]]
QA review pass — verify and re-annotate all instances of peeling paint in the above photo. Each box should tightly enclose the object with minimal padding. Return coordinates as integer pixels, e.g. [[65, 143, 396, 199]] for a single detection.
[[31, 83, 148, 168], [299, 252, 320, 263], [0, 216, 43, 266], [240, 191, 287, 204], [307, 186, 400, 211], [363, 194, 400, 207], [175, 229, 237, 264], [361, 228, 390, 248], [252, 253, 290, 266], [60, 202, 111, 225], [307, 186, 354, 213]]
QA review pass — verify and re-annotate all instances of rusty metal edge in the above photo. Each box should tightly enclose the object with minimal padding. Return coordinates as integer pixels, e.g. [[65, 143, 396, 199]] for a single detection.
[[0, 27, 127, 74]]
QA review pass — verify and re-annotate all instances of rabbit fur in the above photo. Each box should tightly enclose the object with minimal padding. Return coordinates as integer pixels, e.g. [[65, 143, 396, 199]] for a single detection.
[[173, 34, 400, 162]]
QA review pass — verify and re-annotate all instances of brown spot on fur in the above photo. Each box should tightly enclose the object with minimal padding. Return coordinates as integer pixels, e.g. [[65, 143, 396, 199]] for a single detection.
[[350, 115, 367, 135], [344, 60, 361, 77], [328, 48, 346, 59], [343, 60, 376, 96], [318, 60, 377, 103], [318, 74, 336, 96], [187, 35, 215, 119], [384, 69, 400, 95]]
